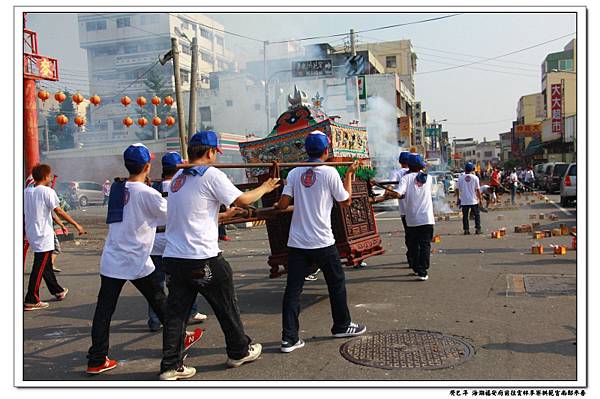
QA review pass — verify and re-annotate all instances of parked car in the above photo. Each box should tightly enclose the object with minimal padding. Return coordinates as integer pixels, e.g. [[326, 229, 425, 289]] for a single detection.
[[560, 163, 576, 206], [57, 181, 104, 207], [429, 171, 456, 194], [534, 163, 547, 188], [544, 162, 569, 194]]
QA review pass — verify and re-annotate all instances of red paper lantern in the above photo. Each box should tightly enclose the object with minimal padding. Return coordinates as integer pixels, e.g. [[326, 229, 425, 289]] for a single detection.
[[74, 116, 86, 127], [138, 117, 148, 127], [121, 96, 132, 107], [164, 96, 174, 106], [72, 93, 84, 105], [56, 114, 68, 126], [165, 116, 176, 127], [152, 116, 162, 126], [151, 96, 161, 106], [123, 116, 134, 127], [37, 90, 50, 102], [54, 91, 66, 103], [89, 95, 101, 106], [136, 96, 147, 107]]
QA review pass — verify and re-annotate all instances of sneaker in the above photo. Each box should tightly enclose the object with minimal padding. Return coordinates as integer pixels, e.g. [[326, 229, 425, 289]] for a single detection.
[[226, 343, 262, 368], [219, 236, 232, 241], [332, 322, 367, 338], [24, 301, 49, 311], [86, 357, 118, 375], [475, 229, 482, 235], [418, 275, 429, 281], [304, 269, 320, 281], [55, 288, 68, 301], [463, 230, 471, 235], [159, 365, 196, 381], [184, 328, 204, 351], [188, 312, 208, 324], [280, 339, 305, 353], [52, 267, 62, 273]]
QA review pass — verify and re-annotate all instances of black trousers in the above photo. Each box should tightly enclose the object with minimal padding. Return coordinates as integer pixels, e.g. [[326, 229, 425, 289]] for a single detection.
[[462, 204, 481, 231], [25, 251, 63, 304], [401, 216, 412, 267], [87, 271, 167, 367], [282, 245, 352, 343], [160, 254, 251, 372], [405, 224, 434, 276]]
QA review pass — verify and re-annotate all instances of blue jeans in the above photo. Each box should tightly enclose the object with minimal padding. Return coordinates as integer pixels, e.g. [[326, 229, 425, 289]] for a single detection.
[[511, 185, 517, 205], [148, 256, 198, 328]]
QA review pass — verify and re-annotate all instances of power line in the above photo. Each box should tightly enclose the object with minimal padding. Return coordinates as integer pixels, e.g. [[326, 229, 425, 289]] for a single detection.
[[444, 118, 516, 125], [168, 12, 263, 43], [417, 57, 538, 77], [416, 32, 575, 75], [268, 13, 463, 44], [416, 51, 539, 72], [413, 45, 540, 67]]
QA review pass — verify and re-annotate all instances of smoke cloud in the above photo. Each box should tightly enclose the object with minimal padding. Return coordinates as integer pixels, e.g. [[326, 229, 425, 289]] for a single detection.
[[365, 96, 400, 180]]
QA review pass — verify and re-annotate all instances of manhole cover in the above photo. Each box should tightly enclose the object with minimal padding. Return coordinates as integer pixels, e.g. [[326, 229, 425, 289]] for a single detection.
[[340, 330, 474, 370], [524, 276, 576, 296]]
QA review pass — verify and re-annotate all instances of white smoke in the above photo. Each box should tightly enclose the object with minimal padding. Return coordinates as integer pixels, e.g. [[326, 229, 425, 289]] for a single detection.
[[365, 96, 400, 180]]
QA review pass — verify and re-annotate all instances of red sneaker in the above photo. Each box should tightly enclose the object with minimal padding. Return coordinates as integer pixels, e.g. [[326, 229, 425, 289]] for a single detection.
[[184, 328, 204, 351], [87, 357, 118, 375], [220, 236, 232, 241]]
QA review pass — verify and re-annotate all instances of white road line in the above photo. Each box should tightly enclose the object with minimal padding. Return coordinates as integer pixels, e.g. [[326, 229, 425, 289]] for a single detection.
[[545, 196, 575, 217], [374, 211, 388, 217], [376, 217, 403, 221]]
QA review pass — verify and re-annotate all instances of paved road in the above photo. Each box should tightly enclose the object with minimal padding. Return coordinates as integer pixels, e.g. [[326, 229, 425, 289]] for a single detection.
[[21, 192, 577, 382]]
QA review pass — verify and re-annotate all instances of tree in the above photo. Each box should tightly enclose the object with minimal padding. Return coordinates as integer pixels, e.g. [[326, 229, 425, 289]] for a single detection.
[[46, 89, 76, 150], [136, 66, 177, 141]]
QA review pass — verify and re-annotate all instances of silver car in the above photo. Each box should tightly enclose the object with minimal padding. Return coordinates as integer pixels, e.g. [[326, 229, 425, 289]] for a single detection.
[[68, 181, 104, 207], [559, 163, 576, 206]]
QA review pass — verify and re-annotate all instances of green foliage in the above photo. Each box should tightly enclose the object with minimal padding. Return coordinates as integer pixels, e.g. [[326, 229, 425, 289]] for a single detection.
[[46, 89, 76, 150], [136, 66, 177, 140]]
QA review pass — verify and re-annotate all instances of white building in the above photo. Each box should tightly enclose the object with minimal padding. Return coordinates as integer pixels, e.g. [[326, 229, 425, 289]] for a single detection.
[[77, 12, 235, 145]]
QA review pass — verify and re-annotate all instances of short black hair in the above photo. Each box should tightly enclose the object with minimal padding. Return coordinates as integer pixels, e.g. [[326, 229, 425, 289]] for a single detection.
[[162, 166, 177, 179], [187, 144, 212, 161], [307, 148, 326, 159], [32, 164, 52, 182], [125, 161, 146, 175], [408, 164, 422, 173]]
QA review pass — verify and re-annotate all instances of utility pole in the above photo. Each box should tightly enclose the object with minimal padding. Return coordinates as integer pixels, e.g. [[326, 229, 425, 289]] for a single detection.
[[171, 37, 188, 159], [263, 40, 270, 132], [350, 29, 361, 123], [188, 36, 198, 139], [44, 118, 49, 152], [153, 103, 159, 141]]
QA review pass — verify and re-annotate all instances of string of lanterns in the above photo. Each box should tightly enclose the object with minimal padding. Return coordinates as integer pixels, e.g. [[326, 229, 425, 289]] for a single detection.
[[37, 90, 177, 129]]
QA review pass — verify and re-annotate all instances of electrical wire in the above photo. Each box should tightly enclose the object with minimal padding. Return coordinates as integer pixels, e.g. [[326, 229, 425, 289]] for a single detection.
[[416, 32, 575, 75], [415, 51, 539, 73], [417, 57, 538, 78]]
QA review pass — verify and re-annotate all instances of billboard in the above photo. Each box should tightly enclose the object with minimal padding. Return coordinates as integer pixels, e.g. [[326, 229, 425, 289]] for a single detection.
[[399, 116, 411, 147], [514, 123, 542, 137], [541, 83, 563, 142]]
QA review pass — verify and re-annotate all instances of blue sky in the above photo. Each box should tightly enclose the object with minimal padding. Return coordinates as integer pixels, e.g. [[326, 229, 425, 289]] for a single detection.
[[27, 11, 576, 141]]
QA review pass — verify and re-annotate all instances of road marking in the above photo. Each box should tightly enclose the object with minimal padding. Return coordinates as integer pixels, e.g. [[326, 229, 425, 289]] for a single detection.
[[545, 196, 575, 217], [512, 275, 526, 294], [374, 211, 388, 217], [376, 217, 403, 221]]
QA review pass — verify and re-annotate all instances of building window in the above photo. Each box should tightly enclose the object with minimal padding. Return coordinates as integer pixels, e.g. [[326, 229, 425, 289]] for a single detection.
[[199, 106, 212, 122], [254, 104, 261, 111], [484, 151, 493, 157], [200, 28, 213, 40], [116, 17, 131, 28], [92, 46, 118, 56], [216, 36, 224, 46], [558, 59, 573, 71], [201, 52, 213, 63], [123, 44, 137, 54], [386, 55, 397, 68], [180, 69, 190, 84], [86, 20, 107, 31], [226, 100, 233, 107], [181, 20, 191, 30], [141, 14, 159, 25], [181, 43, 192, 56]]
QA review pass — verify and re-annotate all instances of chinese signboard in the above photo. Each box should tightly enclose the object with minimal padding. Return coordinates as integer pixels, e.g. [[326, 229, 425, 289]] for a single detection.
[[399, 116, 411, 147], [515, 123, 542, 137], [292, 59, 333, 78], [357, 75, 366, 100], [413, 102, 423, 146], [551, 83, 563, 136]]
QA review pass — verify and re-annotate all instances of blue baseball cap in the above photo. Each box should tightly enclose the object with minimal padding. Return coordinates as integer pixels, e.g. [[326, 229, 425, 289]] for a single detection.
[[398, 151, 410, 164], [408, 153, 427, 169], [161, 151, 182, 168], [189, 130, 223, 154], [305, 130, 329, 154], [465, 162, 475, 172], [124, 143, 153, 165]]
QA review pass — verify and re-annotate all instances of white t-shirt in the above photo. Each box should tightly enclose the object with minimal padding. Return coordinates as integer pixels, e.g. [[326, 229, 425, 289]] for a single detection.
[[510, 172, 519, 186], [283, 165, 349, 249], [389, 167, 409, 215], [163, 167, 242, 260], [457, 173, 481, 206], [150, 179, 171, 256], [24, 185, 59, 252], [397, 173, 435, 227], [100, 182, 167, 280]]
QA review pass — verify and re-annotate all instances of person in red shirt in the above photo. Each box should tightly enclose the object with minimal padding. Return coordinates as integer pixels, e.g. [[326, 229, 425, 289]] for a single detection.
[[489, 168, 501, 204]]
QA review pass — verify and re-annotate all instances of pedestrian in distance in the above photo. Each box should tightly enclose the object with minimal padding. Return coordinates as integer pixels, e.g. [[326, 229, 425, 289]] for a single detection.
[[275, 131, 367, 354], [86, 144, 202, 376], [24, 164, 86, 310], [102, 180, 111, 206], [146, 151, 209, 332], [456, 162, 483, 235], [160, 130, 280, 381], [489, 167, 501, 204], [509, 168, 519, 205], [388, 153, 435, 281]]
